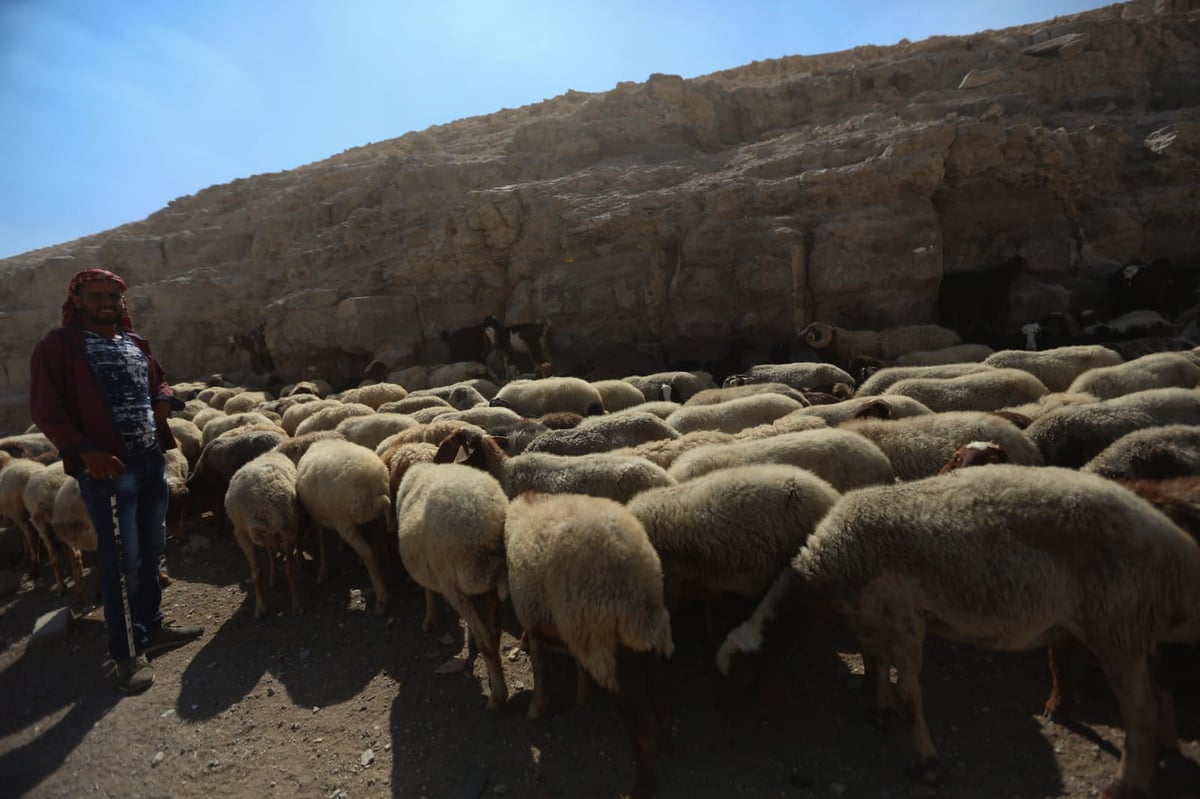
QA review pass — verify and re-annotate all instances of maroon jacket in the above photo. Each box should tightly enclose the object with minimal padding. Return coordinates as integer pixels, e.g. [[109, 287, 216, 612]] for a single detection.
[[29, 326, 180, 477]]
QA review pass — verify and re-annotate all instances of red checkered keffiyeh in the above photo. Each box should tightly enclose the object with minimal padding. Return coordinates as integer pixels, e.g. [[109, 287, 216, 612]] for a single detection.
[[62, 268, 135, 330]]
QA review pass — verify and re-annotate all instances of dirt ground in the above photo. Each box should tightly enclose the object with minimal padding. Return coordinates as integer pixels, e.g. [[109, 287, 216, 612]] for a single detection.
[[2, 517, 1199, 799]]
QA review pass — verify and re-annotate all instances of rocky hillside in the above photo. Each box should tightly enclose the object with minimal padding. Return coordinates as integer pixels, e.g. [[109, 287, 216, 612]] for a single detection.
[[1, 0, 1197, 431]]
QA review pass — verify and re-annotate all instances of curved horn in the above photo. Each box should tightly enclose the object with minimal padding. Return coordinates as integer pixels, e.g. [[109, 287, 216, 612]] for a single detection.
[[802, 322, 835, 349]]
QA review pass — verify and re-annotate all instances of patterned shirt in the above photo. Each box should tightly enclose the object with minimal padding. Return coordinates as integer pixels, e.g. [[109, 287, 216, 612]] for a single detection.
[[83, 330, 158, 455]]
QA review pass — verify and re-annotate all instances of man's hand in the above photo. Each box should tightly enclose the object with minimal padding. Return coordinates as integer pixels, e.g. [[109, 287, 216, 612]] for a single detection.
[[80, 450, 125, 480], [153, 398, 172, 428]]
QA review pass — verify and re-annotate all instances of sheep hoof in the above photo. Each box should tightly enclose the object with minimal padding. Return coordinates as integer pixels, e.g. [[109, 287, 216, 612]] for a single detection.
[[1042, 697, 1072, 723], [906, 756, 940, 785], [486, 693, 508, 712]]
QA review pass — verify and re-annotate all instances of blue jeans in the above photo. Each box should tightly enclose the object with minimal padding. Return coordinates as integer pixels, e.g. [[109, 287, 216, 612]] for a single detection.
[[77, 449, 168, 660]]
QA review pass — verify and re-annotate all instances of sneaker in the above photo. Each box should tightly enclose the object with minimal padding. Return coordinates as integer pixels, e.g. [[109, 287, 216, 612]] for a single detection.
[[142, 621, 204, 655], [116, 654, 155, 693]]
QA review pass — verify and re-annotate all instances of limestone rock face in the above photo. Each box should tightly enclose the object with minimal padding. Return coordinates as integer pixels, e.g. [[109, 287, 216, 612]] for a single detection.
[[2, 2, 1198, 431]]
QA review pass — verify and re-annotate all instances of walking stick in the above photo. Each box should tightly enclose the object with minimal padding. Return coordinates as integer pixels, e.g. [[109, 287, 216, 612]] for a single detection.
[[109, 481, 137, 660]]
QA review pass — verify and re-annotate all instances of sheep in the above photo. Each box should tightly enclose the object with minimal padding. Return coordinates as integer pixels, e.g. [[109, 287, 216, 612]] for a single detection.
[[622, 370, 718, 403], [337, 382, 409, 410], [0, 456, 47, 574], [296, 438, 394, 613], [189, 427, 289, 526], [1066, 351, 1200, 399], [283, 379, 329, 398], [591, 379, 650, 412], [0, 432, 58, 460], [21, 460, 71, 593], [716, 464, 1200, 798], [281, 398, 343, 435], [334, 413, 420, 450], [534, 411, 583, 430], [491, 377, 605, 417], [395, 462, 510, 709], [189, 406, 225, 434], [983, 345, 1125, 392], [522, 412, 680, 456], [377, 419, 487, 451], [174, 398, 209, 422], [377, 395, 454, 416], [1102, 336, 1198, 362], [843, 411, 1044, 480], [729, 411, 828, 441], [667, 428, 895, 492], [787, 395, 934, 426], [293, 402, 375, 437], [504, 491, 673, 799], [222, 390, 274, 415], [167, 417, 203, 465], [628, 464, 841, 615], [1083, 425, 1200, 481], [434, 427, 675, 503], [195, 385, 241, 410], [684, 382, 810, 408], [297, 365, 335, 397], [881, 368, 1049, 413], [409, 406, 460, 424], [380, 441, 438, 497], [427, 361, 493, 388], [662, 392, 806, 436], [224, 451, 302, 618], [460, 377, 500, 401], [937, 440, 1012, 472], [726, 362, 855, 393], [798, 321, 962, 369], [1026, 387, 1200, 468], [855, 362, 996, 396], [997, 390, 1099, 428], [272, 430, 346, 465], [892, 343, 996, 367], [406, 383, 489, 411], [610, 430, 739, 469], [486, 417, 550, 455], [610, 400, 682, 420], [431, 406, 525, 433], [50, 476, 98, 602], [200, 411, 284, 446]]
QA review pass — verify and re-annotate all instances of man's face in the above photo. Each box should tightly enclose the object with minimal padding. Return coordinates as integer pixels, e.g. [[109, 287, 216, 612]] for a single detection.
[[73, 280, 125, 327]]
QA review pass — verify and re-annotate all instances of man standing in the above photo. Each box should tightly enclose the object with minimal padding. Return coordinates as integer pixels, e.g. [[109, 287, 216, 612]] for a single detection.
[[29, 268, 203, 693]]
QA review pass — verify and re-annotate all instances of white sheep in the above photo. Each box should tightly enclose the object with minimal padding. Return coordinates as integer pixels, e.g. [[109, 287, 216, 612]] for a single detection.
[[293, 402, 375, 437], [406, 383, 490, 411], [427, 361, 493, 388], [224, 451, 302, 618], [844, 411, 1044, 480], [337, 382, 409, 410], [434, 428, 675, 504], [609, 429, 739, 469], [610, 400, 682, 420], [787, 395, 934, 426], [731, 362, 855, 392], [195, 385, 241, 410], [430, 406, 524, 432], [21, 460, 71, 593], [334, 413, 420, 450], [295, 438, 394, 613], [396, 462, 510, 710], [522, 412, 680, 456], [1066, 351, 1200, 399], [684, 381, 810, 407], [591, 379, 650, 412], [167, 417, 203, 465], [1082, 425, 1200, 481], [729, 410, 829, 441], [664, 392, 806, 435], [50, 476, 97, 602], [667, 428, 894, 492], [504, 491, 673, 799], [983, 345, 1125, 392], [855, 362, 996, 396], [377, 395, 454, 416], [221, 390, 274, 415], [716, 464, 1200, 798], [798, 321, 962, 366], [628, 464, 841, 613], [1026, 387, 1200, 468], [892, 343, 995, 367], [0, 457, 47, 574], [881, 367, 1049, 413], [280, 398, 343, 435], [622, 370, 717, 403], [492, 376, 605, 417]]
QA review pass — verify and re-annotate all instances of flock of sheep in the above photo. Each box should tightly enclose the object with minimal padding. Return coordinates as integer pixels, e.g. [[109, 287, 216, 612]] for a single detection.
[[3, 319, 1200, 798]]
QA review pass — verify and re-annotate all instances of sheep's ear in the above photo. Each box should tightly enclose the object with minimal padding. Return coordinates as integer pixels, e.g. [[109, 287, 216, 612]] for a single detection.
[[433, 434, 468, 464], [854, 400, 892, 420], [452, 445, 471, 464]]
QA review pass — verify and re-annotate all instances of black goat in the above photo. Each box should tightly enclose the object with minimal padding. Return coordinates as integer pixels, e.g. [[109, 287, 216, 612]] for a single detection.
[[496, 320, 551, 376], [441, 315, 503, 363], [228, 323, 275, 375]]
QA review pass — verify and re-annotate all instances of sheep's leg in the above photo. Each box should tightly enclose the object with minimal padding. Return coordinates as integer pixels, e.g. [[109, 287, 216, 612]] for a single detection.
[[68, 547, 87, 604], [885, 618, 938, 784], [454, 589, 508, 711], [16, 518, 40, 578], [338, 524, 390, 614], [1044, 641, 1076, 721], [421, 588, 440, 632], [526, 630, 550, 719], [265, 535, 278, 589], [282, 543, 302, 615], [1100, 654, 1160, 799], [37, 525, 67, 595], [235, 533, 268, 619], [611, 656, 659, 799]]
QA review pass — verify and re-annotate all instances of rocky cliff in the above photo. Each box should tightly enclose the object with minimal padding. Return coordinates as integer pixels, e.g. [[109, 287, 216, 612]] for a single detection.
[[2, 0, 1198, 431]]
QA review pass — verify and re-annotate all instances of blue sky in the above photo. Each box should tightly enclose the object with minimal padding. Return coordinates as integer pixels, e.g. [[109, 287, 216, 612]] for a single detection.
[[0, 0, 1111, 259]]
